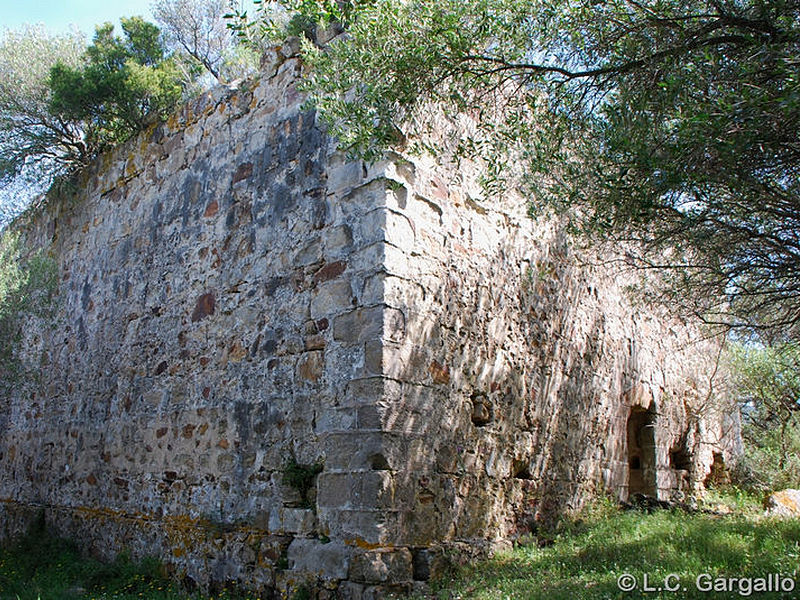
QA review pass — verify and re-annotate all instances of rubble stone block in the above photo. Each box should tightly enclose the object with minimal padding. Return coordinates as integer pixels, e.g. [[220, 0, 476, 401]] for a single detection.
[[765, 489, 800, 518], [349, 548, 413, 584], [268, 507, 317, 535], [311, 280, 353, 319], [287, 538, 351, 580]]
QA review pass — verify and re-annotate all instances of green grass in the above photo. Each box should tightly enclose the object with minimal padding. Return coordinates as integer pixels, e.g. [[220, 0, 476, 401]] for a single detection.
[[427, 494, 800, 599], [3, 492, 800, 600], [0, 519, 255, 600]]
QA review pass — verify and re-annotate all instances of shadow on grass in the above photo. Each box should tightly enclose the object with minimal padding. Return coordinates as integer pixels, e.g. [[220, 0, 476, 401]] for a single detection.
[[0, 515, 253, 600], [429, 506, 800, 600]]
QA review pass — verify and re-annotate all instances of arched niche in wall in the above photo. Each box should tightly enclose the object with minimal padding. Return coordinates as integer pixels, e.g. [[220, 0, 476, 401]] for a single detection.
[[627, 405, 657, 498]]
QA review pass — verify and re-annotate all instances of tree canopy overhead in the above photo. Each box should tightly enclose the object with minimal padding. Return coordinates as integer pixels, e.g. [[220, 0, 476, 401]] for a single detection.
[[153, 0, 229, 81], [254, 0, 800, 339]]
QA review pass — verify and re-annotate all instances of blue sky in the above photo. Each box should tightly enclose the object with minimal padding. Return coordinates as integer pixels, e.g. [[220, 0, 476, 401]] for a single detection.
[[0, 0, 155, 37], [0, 0, 159, 229]]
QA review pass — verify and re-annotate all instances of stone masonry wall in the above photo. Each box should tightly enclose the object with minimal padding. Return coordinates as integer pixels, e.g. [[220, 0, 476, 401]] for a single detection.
[[358, 150, 739, 557], [0, 50, 738, 598]]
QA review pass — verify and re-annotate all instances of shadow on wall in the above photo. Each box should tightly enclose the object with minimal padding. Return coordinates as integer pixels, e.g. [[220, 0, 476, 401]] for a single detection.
[[372, 218, 673, 549]]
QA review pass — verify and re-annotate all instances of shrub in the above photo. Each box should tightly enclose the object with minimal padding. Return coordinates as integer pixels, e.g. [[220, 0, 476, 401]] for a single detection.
[[728, 341, 800, 491], [0, 231, 57, 387]]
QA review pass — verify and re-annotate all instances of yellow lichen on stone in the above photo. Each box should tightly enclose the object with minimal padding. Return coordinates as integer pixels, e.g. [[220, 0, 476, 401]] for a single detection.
[[347, 538, 387, 550], [771, 490, 800, 515], [166, 112, 181, 131]]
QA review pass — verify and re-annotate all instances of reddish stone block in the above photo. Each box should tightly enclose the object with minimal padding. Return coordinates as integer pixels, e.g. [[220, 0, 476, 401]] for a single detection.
[[191, 293, 215, 322]]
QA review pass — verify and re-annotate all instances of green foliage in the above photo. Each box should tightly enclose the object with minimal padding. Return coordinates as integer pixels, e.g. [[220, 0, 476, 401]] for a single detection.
[[0, 231, 57, 386], [284, 12, 319, 40], [728, 341, 800, 491], [219, 43, 261, 82], [226, 0, 370, 47], [1, 18, 189, 223], [701, 486, 763, 516], [0, 25, 86, 185], [290, 584, 312, 600], [281, 457, 323, 508], [49, 17, 183, 149], [425, 501, 800, 599], [264, 0, 800, 337]]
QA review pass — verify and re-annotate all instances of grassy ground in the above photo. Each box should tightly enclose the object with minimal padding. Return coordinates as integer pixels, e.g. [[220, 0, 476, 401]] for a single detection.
[[0, 518, 255, 600], [426, 491, 800, 599], [2, 491, 799, 600]]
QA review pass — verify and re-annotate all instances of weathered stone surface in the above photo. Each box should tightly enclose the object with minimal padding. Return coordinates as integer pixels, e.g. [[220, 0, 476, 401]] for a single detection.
[[287, 538, 351, 580], [191, 293, 215, 322], [232, 161, 253, 184], [0, 52, 740, 597], [311, 280, 353, 319], [333, 307, 384, 343], [765, 489, 800, 517], [350, 549, 413, 584], [297, 351, 325, 383], [314, 260, 347, 284]]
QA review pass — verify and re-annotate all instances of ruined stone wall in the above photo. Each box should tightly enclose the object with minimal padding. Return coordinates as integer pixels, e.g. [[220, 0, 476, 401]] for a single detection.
[[0, 52, 738, 597], [362, 151, 739, 556], [0, 53, 395, 594]]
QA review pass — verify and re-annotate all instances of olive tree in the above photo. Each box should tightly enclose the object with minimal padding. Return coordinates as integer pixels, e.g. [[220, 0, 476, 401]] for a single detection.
[[49, 17, 184, 146], [0, 25, 86, 186], [0, 231, 58, 387], [1, 19, 188, 228]]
